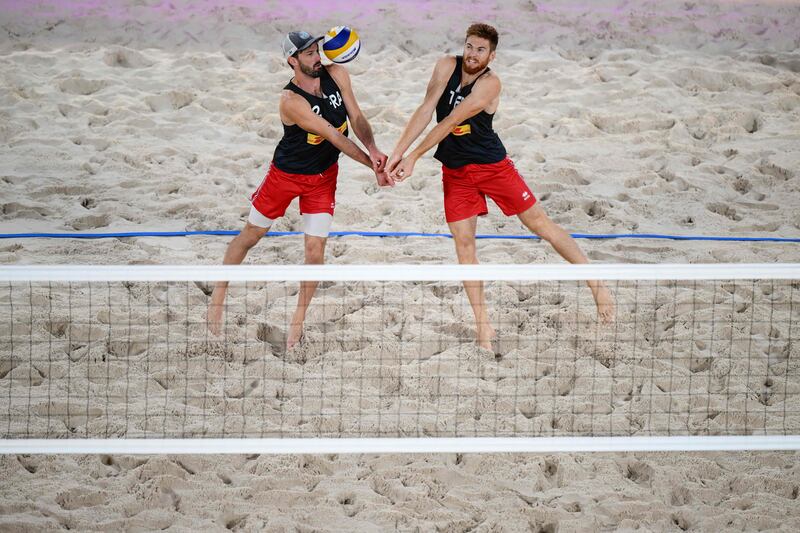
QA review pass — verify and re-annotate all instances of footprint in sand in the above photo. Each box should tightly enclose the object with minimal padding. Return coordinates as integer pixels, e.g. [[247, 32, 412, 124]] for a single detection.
[[256, 322, 285, 354], [58, 77, 107, 95], [363, 182, 380, 196], [731, 177, 751, 194], [106, 341, 148, 359], [70, 136, 110, 151], [145, 91, 195, 112], [224, 514, 250, 530], [706, 202, 742, 221], [1, 202, 52, 219], [760, 54, 800, 73], [32, 402, 104, 434], [541, 167, 590, 186], [588, 250, 629, 262], [594, 63, 640, 82], [582, 200, 609, 220], [758, 159, 795, 181], [55, 487, 109, 510], [330, 243, 348, 258], [668, 67, 749, 93], [70, 213, 111, 230], [590, 114, 675, 134], [410, 179, 427, 191], [623, 175, 648, 188], [80, 197, 97, 209], [729, 110, 760, 133], [103, 47, 153, 68], [624, 460, 654, 486]]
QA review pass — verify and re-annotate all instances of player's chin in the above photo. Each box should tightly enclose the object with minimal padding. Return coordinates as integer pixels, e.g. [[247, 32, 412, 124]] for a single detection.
[[464, 64, 483, 75]]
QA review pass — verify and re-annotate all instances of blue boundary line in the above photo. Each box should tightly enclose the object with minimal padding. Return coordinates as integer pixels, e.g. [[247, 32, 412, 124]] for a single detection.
[[2, 230, 799, 243]]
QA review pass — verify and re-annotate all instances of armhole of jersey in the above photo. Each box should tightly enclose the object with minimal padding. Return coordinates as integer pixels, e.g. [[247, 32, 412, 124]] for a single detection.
[[452, 56, 462, 92]]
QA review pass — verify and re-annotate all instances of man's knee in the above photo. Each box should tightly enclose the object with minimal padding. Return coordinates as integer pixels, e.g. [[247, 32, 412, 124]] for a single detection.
[[452, 236, 477, 263], [304, 237, 326, 264], [237, 224, 267, 248], [449, 224, 478, 261], [519, 205, 550, 235], [453, 235, 476, 253]]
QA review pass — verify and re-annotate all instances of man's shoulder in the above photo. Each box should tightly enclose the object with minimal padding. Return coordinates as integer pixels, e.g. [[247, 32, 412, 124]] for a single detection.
[[476, 69, 501, 90], [279, 88, 308, 110], [325, 63, 351, 85], [481, 69, 501, 83], [430, 55, 457, 81], [435, 55, 457, 69]]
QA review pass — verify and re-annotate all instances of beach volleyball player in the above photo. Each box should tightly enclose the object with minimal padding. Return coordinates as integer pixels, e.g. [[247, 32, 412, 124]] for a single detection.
[[388, 23, 615, 350], [208, 30, 392, 348]]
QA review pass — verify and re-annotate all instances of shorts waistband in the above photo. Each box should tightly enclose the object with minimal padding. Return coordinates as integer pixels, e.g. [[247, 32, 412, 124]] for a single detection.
[[271, 161, 338, 178]]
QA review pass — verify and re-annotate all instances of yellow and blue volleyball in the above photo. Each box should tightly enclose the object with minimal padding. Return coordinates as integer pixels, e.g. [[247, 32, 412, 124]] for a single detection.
[[322, 26, 361, 64]]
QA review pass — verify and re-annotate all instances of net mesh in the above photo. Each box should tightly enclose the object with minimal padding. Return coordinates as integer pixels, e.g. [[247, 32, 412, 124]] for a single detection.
[[2, 271, 797, 441]]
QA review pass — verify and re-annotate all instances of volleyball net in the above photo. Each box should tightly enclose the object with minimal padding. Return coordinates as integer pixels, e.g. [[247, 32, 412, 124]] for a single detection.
[[1, 263, 798, 453]]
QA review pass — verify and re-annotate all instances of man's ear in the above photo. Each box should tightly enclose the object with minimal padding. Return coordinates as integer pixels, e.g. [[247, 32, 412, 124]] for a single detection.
[[287, 56, 297, 69]]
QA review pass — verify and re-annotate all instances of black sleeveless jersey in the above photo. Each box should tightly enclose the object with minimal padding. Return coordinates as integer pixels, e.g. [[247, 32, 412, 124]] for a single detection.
[[433, 56, 506, 169], [272, 66, 349, 174]]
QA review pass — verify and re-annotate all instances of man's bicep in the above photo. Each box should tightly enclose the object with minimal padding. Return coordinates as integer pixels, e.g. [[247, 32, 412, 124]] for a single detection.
[[341, 87, 365, 125], [419, 58, 452, 110], [280, 95, 308, 124], [288, 101, 333, 137], [421, 78, 444, 109]]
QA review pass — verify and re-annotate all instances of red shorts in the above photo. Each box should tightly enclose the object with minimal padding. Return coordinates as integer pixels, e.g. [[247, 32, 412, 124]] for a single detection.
[[250, 162, 338, 219], [442, 157, 537, 223]]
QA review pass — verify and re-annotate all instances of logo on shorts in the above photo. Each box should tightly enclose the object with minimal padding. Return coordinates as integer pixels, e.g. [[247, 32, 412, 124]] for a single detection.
[[522, 191, 530, 200], [330, 202, 335, 209]]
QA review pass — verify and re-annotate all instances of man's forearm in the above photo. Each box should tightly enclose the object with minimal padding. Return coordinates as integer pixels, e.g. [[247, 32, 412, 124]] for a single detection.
[[331, 132, 373, 169], [351, 114, 378, 152], [409, 120, 453, 160]]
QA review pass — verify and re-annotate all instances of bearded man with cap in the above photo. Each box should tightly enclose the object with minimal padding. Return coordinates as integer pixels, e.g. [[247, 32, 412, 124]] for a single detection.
[[208, 31, 392, 349]]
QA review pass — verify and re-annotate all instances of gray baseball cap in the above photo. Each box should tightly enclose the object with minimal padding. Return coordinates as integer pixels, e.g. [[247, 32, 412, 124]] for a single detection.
[[282, 31, 323, 59]]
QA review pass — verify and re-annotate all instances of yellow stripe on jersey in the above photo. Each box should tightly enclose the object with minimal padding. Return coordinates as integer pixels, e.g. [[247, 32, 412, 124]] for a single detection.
[[451, 124, 471, 136], [307, 121, 349, 145]]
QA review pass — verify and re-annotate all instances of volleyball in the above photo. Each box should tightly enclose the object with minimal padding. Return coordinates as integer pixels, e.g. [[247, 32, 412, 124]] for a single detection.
[[322, 26, 361, 63]]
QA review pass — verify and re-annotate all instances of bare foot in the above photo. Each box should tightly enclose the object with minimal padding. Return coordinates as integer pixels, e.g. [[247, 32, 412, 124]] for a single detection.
[[207, 302, 224, 336], [476, 324, 497, 352], [592, 283, 616, 324], [286, 320, 303, 351]]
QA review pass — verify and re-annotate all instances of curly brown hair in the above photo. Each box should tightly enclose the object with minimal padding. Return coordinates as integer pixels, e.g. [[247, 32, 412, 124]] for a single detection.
[[465, 23, 498, 51]]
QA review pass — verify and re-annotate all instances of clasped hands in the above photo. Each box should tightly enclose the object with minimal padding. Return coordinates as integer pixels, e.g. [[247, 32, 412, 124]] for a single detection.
[[371, 148, 418, 188]]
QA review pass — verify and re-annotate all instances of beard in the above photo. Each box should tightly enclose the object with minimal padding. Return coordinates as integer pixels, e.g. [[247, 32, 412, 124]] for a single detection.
[[300, 61, 323, 78], [463, 57, 489, 75]]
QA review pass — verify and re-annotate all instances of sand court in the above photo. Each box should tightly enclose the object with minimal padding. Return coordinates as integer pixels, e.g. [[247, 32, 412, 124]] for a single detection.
[[2, 0, 800, 530]]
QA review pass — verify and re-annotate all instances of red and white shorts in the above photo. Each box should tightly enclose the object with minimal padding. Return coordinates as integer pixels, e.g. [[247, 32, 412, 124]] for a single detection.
[[249, 162, 338, 221], [442, 157, 537, 223]]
